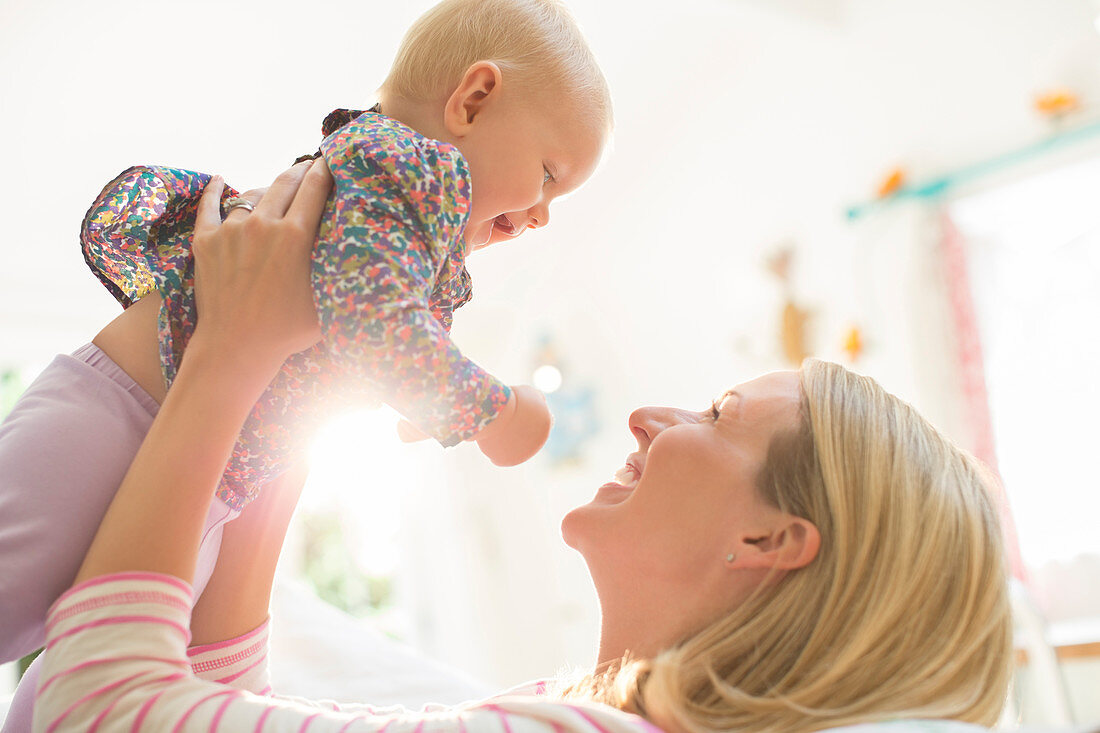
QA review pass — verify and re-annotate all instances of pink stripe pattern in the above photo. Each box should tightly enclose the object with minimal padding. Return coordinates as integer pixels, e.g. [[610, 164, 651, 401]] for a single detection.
[[36, 572, 662, 733], [191, 639, 267, 675], [214, 652, 268, 685], [187, 619, 269, 656], [38, 655, 189, 696], [46, 615, 190, 650], [47, 590, 191, 632]]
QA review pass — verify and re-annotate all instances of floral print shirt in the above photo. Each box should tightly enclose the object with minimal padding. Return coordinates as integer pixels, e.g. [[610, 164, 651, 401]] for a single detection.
[[80, 110, 511, 510]]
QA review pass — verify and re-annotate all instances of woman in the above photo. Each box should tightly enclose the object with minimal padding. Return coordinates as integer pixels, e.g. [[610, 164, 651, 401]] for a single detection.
[[30, 165, 1012, 733]]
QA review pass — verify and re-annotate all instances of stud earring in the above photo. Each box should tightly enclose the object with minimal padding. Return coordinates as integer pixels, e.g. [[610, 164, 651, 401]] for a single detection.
[[726, 553, 736, 563]]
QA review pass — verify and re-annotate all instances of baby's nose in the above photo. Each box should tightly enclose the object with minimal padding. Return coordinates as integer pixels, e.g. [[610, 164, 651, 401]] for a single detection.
[[528, 203, 550, 229]]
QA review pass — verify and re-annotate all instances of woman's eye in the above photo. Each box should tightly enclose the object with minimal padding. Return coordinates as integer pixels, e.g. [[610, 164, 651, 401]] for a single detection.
[[708, 401, 722, 420]]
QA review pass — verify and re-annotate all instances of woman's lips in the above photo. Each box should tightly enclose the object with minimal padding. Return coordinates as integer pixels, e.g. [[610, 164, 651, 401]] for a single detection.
[[592, 462, 640, 504], [611, 463, 640, 488], [593, 481, 635, 505]]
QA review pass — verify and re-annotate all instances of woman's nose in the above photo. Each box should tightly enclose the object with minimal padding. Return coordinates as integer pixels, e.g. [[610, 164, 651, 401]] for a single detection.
[[628, 406, 682, 448]]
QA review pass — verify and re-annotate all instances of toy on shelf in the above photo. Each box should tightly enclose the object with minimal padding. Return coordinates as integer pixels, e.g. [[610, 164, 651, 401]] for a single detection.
[[876, 166, 907, 198], [1034, 87, 1080, 120], [842, 325, 864, 362], [766, 246, 813, 367]]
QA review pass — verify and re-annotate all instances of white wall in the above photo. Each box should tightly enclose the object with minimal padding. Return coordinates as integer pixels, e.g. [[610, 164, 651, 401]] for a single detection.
[[3, 0, 1099, 701]]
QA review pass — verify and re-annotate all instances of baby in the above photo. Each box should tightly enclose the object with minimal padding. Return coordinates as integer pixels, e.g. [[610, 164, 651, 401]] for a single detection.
[[85, 9, 611, 508], [0, 0, 610, 727]]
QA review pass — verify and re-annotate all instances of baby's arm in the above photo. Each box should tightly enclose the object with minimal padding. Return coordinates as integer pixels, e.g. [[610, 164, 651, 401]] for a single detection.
[[399, 386, 552, 466], [471, 385, 552, 467]]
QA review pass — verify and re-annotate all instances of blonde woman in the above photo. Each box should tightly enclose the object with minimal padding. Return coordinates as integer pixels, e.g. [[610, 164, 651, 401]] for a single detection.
[[31, 174, 1011, 732]]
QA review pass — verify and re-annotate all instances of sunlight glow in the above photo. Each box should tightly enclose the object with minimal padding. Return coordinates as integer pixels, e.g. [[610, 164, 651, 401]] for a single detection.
[[304, 407, 423, 575], [532, 365, 563, 393]]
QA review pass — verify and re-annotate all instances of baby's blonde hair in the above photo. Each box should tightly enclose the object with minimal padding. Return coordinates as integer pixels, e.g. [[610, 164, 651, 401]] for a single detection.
[[567, 359, 1012, 733], [380, 0, 612, 132]]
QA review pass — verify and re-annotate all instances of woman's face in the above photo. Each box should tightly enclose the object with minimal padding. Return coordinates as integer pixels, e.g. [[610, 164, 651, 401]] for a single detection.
[[562, 370, 812, 658]]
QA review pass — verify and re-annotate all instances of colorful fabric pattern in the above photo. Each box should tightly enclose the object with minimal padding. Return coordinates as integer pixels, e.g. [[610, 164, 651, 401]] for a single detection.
[[80, 111, 511, 510]]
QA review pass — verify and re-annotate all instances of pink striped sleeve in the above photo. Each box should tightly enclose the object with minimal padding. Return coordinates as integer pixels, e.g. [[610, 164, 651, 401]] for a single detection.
[[188, 619, 271, 695], [171, 688, 241, 733], [298, 712, 322, 732], [34, 573, 661, 733]]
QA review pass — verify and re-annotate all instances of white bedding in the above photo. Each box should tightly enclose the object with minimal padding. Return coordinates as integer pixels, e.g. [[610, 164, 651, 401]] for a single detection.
[[269, 577, 493, 707]]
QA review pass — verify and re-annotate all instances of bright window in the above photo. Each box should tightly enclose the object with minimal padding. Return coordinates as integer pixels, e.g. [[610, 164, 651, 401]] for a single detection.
[[950, 156, 1100, 567]]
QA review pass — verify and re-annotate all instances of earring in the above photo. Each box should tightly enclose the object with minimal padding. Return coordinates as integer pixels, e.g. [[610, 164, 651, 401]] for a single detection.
[[726, 553, 736, 563]]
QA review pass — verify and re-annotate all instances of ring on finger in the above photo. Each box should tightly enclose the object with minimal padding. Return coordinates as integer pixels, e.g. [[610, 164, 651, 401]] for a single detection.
[[225, 196, 256, 214]]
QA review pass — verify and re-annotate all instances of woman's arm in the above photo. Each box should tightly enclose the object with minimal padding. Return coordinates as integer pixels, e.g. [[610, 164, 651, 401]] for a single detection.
[[184, 462, 308, 696], [189, 461, 308, 647]]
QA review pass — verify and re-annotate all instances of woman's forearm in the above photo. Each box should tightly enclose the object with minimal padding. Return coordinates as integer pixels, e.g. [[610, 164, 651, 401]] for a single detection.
[[189, 461, 308, 646], [75, 335, 285, 585]]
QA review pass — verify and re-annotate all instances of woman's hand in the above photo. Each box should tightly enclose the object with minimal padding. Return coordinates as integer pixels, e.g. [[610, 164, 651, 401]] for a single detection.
[[190, 159, 331, 370]]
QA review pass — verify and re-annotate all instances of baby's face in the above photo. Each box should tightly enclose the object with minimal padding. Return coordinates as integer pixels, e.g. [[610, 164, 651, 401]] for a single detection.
[[457, 94, 605, 253]]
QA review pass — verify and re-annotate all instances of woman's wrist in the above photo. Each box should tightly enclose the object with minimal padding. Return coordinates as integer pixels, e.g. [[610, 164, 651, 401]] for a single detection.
[[182, 331, 287, 400]]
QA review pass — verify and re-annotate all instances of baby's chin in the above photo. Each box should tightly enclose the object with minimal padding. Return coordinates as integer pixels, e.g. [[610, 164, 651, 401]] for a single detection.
[[463, 222, 494, 254]]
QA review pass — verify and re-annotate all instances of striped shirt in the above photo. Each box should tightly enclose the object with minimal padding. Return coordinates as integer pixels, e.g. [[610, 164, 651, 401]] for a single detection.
[[34, 573, 664, 733]]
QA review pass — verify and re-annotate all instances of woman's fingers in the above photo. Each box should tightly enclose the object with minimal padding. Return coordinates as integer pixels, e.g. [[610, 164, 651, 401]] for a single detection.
[[195, 159, 325, 238], [222, 187, 267, 224], [193, 175, 226, 240], [190, 159, 325, 362], [286, 158, 333, 234], [195, 178, 268, 236], [253, 160, 314, 218], [238, 187, 268, 204]]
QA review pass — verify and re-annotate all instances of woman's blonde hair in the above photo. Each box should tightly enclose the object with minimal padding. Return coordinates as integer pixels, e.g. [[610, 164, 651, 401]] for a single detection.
[[380, 0, 612, 132], [568, 359, 1012, 733]]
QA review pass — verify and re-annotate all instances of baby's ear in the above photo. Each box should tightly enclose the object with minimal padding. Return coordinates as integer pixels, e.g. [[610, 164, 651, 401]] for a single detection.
[[445, 61, 504, 132]]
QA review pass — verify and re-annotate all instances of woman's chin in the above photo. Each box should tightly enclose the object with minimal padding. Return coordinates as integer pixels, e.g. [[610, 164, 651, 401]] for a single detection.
[[560, 497, 617, 553], [561, 501, 604, 553], [560, 506, 584, 550]]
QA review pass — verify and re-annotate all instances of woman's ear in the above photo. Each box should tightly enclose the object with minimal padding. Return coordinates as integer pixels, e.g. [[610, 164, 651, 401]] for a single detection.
[[443, 61, 504, 137], [731, 515, 820, 571]]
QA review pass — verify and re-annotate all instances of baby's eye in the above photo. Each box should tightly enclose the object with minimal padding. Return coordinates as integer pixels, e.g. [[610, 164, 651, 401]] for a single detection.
[[543, 167, 554, 185]]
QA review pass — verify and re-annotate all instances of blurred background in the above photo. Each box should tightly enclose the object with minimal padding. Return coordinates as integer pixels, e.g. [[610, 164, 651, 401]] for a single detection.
[[1, 0, 1098, 727]]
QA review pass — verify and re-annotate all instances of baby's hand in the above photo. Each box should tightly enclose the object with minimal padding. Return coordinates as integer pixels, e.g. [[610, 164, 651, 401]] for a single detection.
[[474, 386, 552, 467]]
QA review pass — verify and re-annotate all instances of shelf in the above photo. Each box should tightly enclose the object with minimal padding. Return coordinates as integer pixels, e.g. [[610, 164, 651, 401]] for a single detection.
[[846, 119, 1100, 220]]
